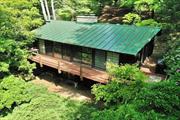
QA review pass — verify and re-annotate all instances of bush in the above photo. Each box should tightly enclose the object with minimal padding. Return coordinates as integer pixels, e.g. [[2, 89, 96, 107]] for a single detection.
[[122, 13, 141, 24], [57, 8, 74, 21], [136, 19, 160, 27], [91, 104, 144, 120], [92, 63, 146, 105], [135, 81, 180, 117], [164, 38, 180, 76], [92, 80, 144, 106], [91, 80, 180, 120], [1, 90, 96, 120], [106, 63, 147, 83], [91, 104, 174, 120], [0, 76, 45, 116]]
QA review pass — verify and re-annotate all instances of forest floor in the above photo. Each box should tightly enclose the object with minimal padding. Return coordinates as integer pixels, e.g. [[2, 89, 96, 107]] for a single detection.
[[31, 74, 92, 101]]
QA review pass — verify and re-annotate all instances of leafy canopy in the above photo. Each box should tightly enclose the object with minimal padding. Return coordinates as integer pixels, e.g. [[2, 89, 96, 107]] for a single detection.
[[0, 0, 43, 79]]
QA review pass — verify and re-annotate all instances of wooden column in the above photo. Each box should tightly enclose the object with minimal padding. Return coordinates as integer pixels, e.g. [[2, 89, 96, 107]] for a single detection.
[[39, 56, 43, 67], [58, 60, 61, 73], [80, 64, 83, 80]]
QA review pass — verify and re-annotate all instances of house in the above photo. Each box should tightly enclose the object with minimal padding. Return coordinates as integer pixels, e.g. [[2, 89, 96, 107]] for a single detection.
[[30, 20, 161, 83]]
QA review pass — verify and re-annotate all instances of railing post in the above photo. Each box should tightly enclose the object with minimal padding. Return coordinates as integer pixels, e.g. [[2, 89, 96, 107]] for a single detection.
[[58, 60, 61, 73], [39, 55, 43, 67], [80, 64, 83, 80]]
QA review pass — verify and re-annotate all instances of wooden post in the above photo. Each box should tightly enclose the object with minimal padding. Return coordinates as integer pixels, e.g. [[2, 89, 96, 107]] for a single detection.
[[80, 64, 83, 80], [58, 60, 61, 73], [39, 56, 43, 67]]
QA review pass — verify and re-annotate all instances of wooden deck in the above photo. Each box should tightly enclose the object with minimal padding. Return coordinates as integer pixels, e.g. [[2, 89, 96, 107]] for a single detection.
[[30, 54, 109, 83]]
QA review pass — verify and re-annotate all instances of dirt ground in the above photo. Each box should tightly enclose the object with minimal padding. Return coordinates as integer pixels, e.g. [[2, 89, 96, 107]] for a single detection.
[[31, 74, 93, 101]]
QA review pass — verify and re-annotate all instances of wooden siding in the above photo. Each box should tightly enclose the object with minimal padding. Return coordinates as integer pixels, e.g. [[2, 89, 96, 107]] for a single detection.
[[30, 54, 109, 83]]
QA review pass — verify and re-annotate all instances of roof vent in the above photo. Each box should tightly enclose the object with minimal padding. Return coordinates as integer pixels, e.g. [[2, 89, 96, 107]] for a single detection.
[[76, 16, 98, 23]]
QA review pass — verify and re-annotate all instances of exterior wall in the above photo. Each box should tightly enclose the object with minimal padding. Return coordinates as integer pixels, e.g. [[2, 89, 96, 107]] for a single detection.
[[39, 40, 139, 70]]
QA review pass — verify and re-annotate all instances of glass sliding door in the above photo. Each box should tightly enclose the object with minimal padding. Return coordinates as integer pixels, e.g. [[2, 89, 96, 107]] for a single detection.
[[107, 52, 119, 65], [53, 42, 62, 58], [39, 40, 45, 54], [81, 47, 92, 66], [45, 40, 53, 56], [72, 46, 81, 63], [62, 44, 71, 61], [94, 50, 106, 69]]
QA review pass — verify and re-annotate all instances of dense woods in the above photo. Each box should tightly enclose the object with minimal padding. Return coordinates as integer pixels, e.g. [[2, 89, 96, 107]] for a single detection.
[[0, 0, 179, 120]]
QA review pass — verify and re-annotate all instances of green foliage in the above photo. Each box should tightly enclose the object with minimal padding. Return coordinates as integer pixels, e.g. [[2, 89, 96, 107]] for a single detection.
[[91, 105, 176, 120], [135, 81, 180, 117], [164, 37, 180, 76], [92, 63, 146, 105], [122, 13, 141, 24], [120, 0, 136, 8], [0, 39, 36, 79], [0, 0, 43, 79], [92, 63, 180, 119], [106, 62, 147, 82], [92, 79, 180, 120], [0, 0, 42, 41], [57, 8, 74, 21], [134, 0, 161, 12], [92, 80, 144, 105], [0, 76, 42, 116], [136, 19, 160, 27], [0, 79, 96, 120], [91, 104, 144, 120], [55, 0, 99, 20], [1, 94, 95, 120]]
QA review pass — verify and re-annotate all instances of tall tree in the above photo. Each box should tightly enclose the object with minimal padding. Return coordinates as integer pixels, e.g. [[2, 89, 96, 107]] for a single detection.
[[0, 0, 43, 79]]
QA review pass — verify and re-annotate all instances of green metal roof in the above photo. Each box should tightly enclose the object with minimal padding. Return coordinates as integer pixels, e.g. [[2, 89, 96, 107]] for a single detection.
[[34, 20, 161, 55]]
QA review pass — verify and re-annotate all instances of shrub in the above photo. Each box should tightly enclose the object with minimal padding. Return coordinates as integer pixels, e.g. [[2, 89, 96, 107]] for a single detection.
[[0, 76, 45, 116], [92, 63, 146, 105], [136, 19, 160, 27], [122, 13, 141, 24], [164, 38, 180, 76], [92, 80, 144, 106], [1, 91, 96, 120], [106, 62, 147, 83], [57, 8, 74, 21], [91, 104, 174, 120], [135, 81, 180, 117], [91, 104, 144, 120]]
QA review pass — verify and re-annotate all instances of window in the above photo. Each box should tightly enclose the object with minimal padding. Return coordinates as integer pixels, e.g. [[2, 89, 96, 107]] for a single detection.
[[81, 47, 92, 65], [53, 42, 62, 58], [107, 52, 119, 65]]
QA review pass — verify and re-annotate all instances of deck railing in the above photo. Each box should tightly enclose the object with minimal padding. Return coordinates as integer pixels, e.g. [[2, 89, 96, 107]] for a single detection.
[[30, 53, 109, 83]]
